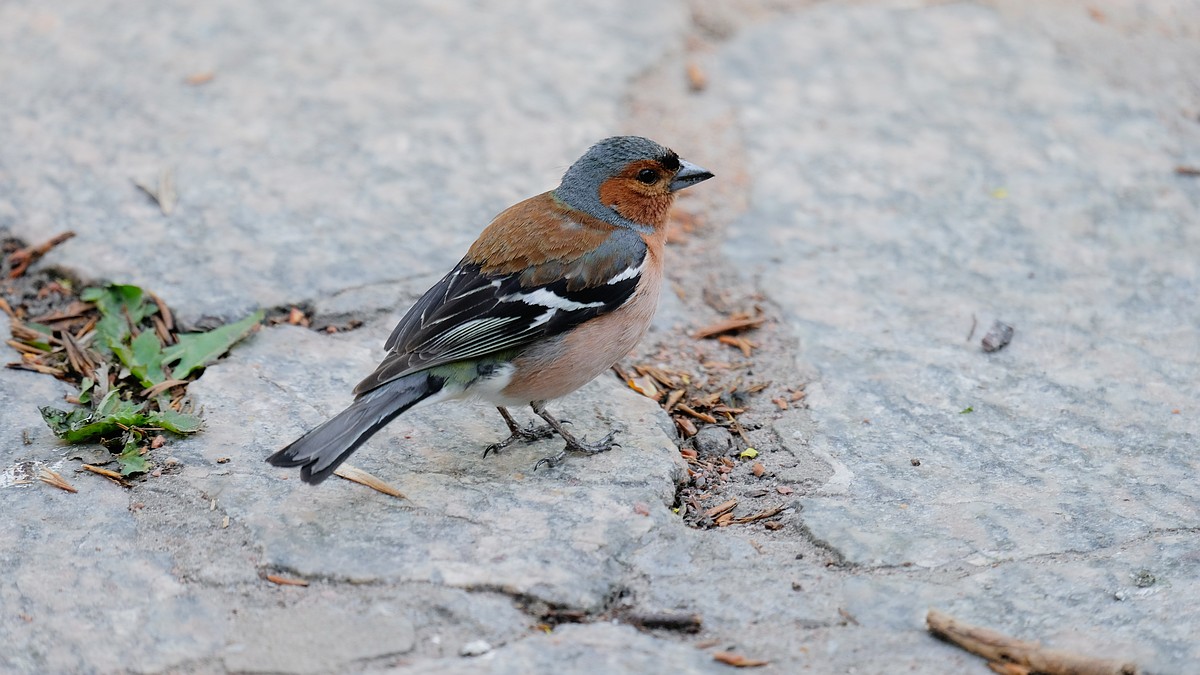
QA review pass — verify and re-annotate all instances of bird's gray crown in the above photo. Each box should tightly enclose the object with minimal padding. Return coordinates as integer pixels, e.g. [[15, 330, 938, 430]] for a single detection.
[[554, 136, 674, 232]]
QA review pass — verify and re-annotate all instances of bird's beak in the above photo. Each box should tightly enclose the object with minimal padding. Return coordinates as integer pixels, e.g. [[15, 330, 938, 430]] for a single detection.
[[669, 159, 714, 192]]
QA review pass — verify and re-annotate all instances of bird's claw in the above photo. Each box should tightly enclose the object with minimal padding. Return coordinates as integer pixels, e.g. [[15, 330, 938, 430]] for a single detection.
[[533, 430, 620, 471], [483, 423, 557, 458]]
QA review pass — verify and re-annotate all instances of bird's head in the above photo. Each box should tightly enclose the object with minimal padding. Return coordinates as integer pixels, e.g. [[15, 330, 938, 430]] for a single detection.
[[555, 136, 714, 232]]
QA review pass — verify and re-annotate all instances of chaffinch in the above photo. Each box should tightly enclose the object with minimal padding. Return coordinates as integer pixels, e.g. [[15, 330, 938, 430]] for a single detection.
[[268, 136, 714, 484]]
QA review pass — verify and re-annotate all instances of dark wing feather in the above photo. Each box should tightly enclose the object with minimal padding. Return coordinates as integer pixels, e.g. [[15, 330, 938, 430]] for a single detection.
[[354, 234, 646, 396]]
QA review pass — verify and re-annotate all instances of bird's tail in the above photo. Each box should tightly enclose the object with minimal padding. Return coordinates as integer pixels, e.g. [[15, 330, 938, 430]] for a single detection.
[[266, 372, 444, 484]]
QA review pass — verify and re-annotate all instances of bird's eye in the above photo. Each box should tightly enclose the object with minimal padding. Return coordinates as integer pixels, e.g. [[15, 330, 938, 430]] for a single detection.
[[636, 169, 659, 184]]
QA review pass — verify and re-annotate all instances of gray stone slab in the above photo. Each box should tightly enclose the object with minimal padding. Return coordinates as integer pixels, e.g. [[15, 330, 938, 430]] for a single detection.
[[4, 1, 1198, 673], [709, 2, 1199, 670], [224, 604, 415, 674], [0, 0, 686, 325], [384, 623, 723, 675], [720, 1, 1200, 565], [180, 323, 687, 610]]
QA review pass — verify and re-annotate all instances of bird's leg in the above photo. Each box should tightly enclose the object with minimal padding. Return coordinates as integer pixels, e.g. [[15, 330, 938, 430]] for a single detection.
[[530, 400, 619, 470], [482, 406, 558, 457]]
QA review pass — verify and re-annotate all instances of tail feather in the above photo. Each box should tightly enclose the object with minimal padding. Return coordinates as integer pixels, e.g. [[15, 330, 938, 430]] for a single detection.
[[267, 372, 443, 484]]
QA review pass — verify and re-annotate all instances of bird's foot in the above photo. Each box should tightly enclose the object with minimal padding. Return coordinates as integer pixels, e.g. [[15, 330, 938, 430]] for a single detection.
[[482, 423, 560, 458], [533, 430, 620, 471]]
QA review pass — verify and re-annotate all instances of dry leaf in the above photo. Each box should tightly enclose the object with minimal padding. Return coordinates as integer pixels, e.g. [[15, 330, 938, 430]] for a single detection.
[[665, 388, 686, 410], [704, 498, 737, 519], [713, 651, 769, 668], [676, 416, 698, 437], [38, 467, 77, 493], [677, 403, 717, 424], [133, 169, 177, 216], [628, 376, 660, 400], [717, 334, 755, 357], [694, 313, 765, 339], [6, 231, 76, 278], [334, 464, 406, 499], [730, 505, 785, 525], [686, 62, 708, 91], [265, 574, 309, 587]]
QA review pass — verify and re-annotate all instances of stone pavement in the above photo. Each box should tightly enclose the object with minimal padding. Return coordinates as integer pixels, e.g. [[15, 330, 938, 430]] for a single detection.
[[2, 1, 1198, 673]]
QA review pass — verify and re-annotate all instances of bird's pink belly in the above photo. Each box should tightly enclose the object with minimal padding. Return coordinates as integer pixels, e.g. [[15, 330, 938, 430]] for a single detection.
[[500, 287, 659, 404]]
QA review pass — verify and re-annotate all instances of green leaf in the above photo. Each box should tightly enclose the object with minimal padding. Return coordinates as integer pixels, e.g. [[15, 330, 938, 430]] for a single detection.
[[40, 393, 148, 444], [78, 377, 95, 404], [163, 310, 264, 380], [95, 389, 141, 418], [40, 406, 95, 440], [82, 284, 158, 353], [41, 387, 200, 445], [113, 329, 168, 388], [116, 437, 150, 476], [960, 406, 974, 414], [148, 409, 203, 434]]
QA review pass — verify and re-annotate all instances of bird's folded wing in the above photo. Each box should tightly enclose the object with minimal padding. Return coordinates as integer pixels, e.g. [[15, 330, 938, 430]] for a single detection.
[[353, 231, 647, 396]]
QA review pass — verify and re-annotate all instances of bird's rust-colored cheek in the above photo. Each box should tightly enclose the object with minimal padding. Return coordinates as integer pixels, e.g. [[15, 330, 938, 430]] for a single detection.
[[598, 178, 674, 228]]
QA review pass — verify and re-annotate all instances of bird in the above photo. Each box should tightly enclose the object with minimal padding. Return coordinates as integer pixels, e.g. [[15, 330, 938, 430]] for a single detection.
[[267, 136, 713, 484]]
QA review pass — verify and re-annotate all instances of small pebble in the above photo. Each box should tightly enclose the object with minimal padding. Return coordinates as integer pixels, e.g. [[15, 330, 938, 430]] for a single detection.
[[910, 458, 921, 466], [693, 426, 734, 457], [460, 640, 493, 657], [981, 320, 1014, 352]]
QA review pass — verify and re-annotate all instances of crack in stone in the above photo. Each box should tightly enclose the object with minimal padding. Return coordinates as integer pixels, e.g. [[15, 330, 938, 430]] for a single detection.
[[461, 581, 634, 628], [974, 526, 1200, 570], [851, 526, 1200, 580], [790, 515, 852, 569]]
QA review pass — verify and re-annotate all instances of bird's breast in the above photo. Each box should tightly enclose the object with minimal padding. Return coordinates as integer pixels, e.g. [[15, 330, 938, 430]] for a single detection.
[[499, 259, 664, 404]]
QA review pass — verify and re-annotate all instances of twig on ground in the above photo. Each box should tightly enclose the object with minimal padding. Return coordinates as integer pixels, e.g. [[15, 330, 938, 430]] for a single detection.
[[694, 313, 765, 339], [265, 574, 309, 587], [7, 231, 76, 278], [926, 609, 1138, 675], [625, 611, 702, 633]]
